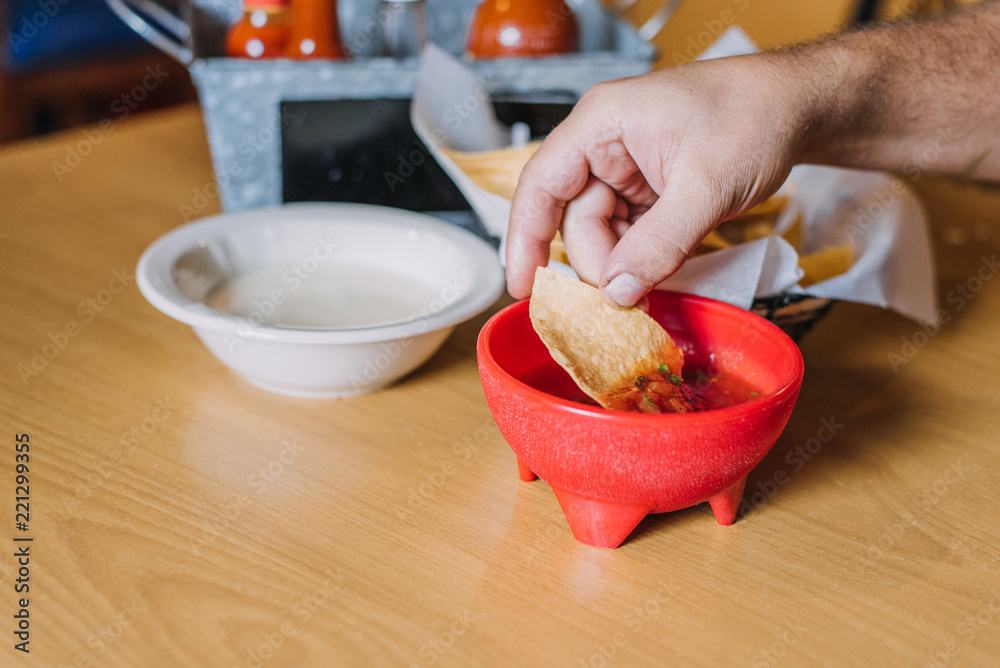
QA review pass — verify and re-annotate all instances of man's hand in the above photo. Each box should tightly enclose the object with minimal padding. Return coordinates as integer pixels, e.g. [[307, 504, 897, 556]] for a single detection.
[[505, 56, 811, 307]]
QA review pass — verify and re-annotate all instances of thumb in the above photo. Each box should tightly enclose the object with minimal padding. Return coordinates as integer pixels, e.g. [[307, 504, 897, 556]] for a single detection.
[[598, 191, 719, 308]]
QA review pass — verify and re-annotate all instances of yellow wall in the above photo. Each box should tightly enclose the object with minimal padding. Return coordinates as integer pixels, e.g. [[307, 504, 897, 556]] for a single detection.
[[622, 0, 855, 68], [623, 0, 983, 69]]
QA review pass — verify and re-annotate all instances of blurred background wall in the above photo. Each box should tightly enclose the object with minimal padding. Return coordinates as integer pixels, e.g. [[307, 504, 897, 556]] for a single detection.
[[0, 0, 196, 142]]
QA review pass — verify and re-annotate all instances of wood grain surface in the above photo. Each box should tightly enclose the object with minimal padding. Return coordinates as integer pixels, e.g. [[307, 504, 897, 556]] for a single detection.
[[2, 106, 1000, 668]]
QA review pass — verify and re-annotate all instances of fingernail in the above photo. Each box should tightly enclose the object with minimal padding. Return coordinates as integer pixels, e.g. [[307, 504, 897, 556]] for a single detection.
[[604, 273, 645, 308]]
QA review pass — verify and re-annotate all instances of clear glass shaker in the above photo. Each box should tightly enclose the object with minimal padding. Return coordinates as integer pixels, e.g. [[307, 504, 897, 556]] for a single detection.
[[380, 0, 428, 58]]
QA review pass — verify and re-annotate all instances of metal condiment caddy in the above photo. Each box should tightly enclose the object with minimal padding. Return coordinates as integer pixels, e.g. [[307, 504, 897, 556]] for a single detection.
[[105, 0, 657, 216]]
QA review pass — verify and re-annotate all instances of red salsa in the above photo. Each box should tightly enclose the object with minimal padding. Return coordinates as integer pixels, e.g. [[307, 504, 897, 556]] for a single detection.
[[525, 365, 759, 414]]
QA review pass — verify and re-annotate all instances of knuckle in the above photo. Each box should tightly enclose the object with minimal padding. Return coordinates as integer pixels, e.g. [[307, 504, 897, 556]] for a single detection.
[[577, 80, 619, 111]]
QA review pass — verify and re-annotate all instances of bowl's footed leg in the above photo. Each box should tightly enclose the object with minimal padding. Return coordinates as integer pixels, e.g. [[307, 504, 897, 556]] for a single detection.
[[549, 483, 654, 549], [708, 477, 747, 525], [516, 456, 538, 482]]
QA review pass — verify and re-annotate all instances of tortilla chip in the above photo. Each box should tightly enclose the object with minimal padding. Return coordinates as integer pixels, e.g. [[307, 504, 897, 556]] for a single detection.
[[440, 141, 541, 201], [744, 194, 789, 218], [709, 194, 791, 247], [742, 219, 778, 243], [714, 213, 778, 246], [780, 213, 803, 250], [799, 244, 853, 287], [693, 230, 732, 255], [529, 267, 684, 408]]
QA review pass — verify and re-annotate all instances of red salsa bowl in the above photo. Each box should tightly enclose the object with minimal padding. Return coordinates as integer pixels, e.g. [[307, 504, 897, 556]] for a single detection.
[[477, 290, 804, 548]]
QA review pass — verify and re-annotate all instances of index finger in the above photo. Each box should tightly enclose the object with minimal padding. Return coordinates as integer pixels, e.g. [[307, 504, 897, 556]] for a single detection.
[[504, 134, 590, 299]]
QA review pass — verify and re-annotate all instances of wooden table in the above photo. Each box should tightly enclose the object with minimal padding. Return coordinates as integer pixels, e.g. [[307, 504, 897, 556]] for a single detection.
[[2, 106, 999, 667]]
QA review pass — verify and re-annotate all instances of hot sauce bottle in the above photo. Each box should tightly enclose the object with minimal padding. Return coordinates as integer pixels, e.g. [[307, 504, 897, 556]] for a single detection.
[[286, 0, 348, 60], [467, 0, 578, 59], [226, 0, 292, 59]]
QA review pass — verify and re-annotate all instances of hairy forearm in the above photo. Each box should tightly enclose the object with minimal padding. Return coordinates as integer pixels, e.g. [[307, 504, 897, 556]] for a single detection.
[[790, 1, 1000, 181]]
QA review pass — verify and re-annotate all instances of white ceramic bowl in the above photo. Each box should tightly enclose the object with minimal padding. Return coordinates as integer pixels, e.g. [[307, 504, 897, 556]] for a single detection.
[[137, 203, 505, 398]]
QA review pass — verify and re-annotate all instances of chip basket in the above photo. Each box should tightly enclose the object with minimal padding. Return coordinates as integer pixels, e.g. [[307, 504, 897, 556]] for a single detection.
[[749, 294, 834, 342]]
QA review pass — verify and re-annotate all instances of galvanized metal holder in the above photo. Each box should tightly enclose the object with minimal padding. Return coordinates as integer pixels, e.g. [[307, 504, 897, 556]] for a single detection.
[[106, 0, 658, 213]]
